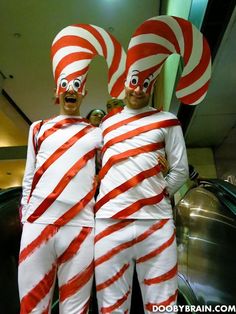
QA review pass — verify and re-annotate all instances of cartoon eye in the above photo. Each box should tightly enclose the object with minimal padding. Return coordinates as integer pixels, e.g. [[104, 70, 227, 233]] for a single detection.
[[130, 75, 139, 86], [60, 78, 68, 89], [143, 78, 150, 90], [73, 79, 81, 91]]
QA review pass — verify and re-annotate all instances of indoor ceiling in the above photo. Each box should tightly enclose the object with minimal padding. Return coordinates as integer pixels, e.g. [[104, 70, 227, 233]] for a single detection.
[[0, 0, 236, 188], [0, 0, 160, 120], [0, 0, 160, 188]]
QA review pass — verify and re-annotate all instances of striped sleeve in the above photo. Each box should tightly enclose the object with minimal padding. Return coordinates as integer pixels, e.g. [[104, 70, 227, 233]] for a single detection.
[[20, 122, 38, 223]]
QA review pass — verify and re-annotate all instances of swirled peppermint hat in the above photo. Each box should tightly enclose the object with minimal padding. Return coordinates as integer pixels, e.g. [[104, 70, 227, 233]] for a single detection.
[[125, 15, 211, 105], [51, 24, 126, 103]]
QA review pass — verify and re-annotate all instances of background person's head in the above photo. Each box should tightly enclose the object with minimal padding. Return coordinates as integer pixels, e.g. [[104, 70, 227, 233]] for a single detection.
[[86, 109, 106, 126], [106, 99, 124, 113]]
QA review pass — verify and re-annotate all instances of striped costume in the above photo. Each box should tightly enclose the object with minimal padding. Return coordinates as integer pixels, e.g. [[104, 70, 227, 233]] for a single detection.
[[94, 14, 211, 312], [95, 106, 188, 313], [19, 115, 102, 313], [19, 18, 126, 314]]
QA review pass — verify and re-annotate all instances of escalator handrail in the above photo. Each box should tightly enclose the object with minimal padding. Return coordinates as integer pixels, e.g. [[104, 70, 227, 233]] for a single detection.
[[0, 186, 22, 204], [199, 179, 236, 216]]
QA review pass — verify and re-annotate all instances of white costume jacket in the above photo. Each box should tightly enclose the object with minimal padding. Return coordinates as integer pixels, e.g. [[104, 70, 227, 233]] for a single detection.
[[21, 115, 102, 227], [95, 106, 188, 219]]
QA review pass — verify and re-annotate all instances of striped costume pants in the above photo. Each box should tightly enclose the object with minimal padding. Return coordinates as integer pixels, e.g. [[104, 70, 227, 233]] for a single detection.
[[95, 218, 177, 314], [18, 222, 94, 314]]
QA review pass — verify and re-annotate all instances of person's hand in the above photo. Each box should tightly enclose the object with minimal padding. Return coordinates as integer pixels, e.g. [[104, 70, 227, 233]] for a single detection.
[[158, 154, 169, 176]]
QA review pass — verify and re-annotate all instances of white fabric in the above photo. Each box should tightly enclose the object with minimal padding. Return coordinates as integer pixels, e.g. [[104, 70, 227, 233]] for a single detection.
[[95, 218, 178, 313], [19, 223, 94, 314], [21, 115, 102, 226], [96, 106, 188, 219]]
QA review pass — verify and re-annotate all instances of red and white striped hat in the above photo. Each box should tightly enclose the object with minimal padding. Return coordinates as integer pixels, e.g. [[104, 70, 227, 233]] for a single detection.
[[125, 15, 211, 105], [51, 24, 126, 102]]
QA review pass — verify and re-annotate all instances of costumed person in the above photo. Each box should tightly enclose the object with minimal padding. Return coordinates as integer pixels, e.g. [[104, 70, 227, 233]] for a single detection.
[[18, 23, 125, 314], [94, 15, 211, 313]]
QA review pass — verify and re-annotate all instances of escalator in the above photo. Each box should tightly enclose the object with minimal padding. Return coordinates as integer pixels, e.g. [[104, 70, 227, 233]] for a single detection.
[[175, 179, 236, 307], [0, 187, 22, 314]]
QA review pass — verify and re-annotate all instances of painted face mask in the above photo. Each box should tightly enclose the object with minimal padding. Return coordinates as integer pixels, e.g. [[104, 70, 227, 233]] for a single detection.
[[51, 24, 126, 103], [125, 15, 211, 105]]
